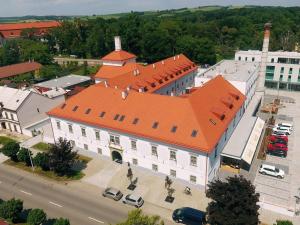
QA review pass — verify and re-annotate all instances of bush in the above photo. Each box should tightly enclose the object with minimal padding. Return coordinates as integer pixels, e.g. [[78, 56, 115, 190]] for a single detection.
[[274, 220, 293, 225], [1, 141, 20, 161], [17, 148, 32, 166], [0, 198, 23, 222], [27, 208, 47, 225], [34, 152, 50, 171], [54, 218, 70, 225]]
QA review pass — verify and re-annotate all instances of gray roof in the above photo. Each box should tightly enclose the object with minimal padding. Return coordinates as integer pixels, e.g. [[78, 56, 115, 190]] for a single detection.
[[197, 60, 259, 82], [35, 74, 91, 89], [0, 86, 30, 111]]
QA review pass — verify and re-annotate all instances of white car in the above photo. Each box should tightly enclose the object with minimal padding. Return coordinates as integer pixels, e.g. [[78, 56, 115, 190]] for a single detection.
[[272, 126, 291, 135], [122, 194, 144, 208], [275, 123, 293, 131], [259, 164, 285, 179]]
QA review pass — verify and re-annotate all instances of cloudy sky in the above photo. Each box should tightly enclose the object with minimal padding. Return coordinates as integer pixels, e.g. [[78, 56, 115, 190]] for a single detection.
[[0, 0, 299, 17]]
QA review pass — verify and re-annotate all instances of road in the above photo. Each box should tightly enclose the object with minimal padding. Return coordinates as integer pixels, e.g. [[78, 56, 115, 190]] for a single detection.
[[0, 164, 130, 225]]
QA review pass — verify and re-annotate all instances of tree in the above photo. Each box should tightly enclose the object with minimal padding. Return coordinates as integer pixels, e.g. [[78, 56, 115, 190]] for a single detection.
[[206, 176, 260, 225], [34, 152, 50, 171], [274, 220, 293, 225], [0, 198, 23, 222], [48, 138, 78, 176], [54, 218, 70, 225], [117, 209, 164, 225], [27, 208, 47, 225], [17, 148, 32, 166], [164, 176, 172, 189], [1, 141, 20, 161], [2, 40, 20, 65]]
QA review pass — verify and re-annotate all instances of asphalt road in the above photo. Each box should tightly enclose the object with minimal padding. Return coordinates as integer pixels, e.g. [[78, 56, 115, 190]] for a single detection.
[[0, 164, 130, 225]]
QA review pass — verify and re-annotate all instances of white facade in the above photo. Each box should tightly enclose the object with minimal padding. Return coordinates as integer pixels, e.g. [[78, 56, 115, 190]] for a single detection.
[[235, 50, 300, 91]]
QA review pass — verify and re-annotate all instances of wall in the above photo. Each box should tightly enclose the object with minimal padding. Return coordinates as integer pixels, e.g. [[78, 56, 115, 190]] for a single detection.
[[22, 118, 55, 143], [0, 109, 22, 133]]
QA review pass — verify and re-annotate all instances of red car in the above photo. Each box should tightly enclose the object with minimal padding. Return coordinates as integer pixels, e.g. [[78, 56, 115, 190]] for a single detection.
[[269, 135, 288, 144], [267, 143, 288, 151]]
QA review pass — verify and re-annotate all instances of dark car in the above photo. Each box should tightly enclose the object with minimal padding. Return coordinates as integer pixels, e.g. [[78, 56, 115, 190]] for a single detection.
[[172, 207, 206, 224], [267, 149, 287, 158]]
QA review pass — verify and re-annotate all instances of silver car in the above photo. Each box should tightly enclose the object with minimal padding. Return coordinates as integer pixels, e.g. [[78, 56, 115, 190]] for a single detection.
[[122, 194, 144, 208], [102, 187, 123, 201]]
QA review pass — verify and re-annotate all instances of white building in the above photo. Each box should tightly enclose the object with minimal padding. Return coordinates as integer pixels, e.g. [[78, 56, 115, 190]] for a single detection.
[[0, 86, 64, 143], [195, 60, 259, 107], [235, 50, 300, 91]]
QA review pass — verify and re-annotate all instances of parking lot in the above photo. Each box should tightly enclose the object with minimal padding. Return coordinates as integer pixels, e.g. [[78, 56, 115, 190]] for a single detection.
[[254, 90, 300, 213]]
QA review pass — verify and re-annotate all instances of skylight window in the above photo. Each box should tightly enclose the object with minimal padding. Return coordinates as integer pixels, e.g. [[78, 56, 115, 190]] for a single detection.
[[191, 130, 198, 137], [99, 111, 106, 118], [114, 114, 120, 120], [61, 103, 66, 109], [72, 106, 78, 112], [132, 118, 139, 125], [171, 126, 177, 133], [152, 122, 159, 129], [209, 119, 217, 125], [85, 108, 91, 114], [119, 115, 125, 122]]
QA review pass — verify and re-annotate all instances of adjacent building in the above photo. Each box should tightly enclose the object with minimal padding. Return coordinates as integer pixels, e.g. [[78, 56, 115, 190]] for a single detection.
[[0, 61, 42, 80]]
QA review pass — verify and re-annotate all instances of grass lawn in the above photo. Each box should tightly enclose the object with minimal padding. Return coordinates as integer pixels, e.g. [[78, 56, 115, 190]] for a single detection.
[[4, 160, 85, 181], [31, 142, 51, 152], [0, 136, 16, 145]]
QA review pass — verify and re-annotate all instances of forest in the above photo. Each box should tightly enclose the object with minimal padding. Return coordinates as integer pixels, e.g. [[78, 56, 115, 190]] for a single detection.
[[1, 6, 300, 68]]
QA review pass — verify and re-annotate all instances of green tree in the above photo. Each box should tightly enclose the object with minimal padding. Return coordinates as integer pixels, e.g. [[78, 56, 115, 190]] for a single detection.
[[17, 148, 32, 166], [117, 209, 164, 225], [0, 198, 23, 222], [1, 141, 20, 162], [54, 218, 70, 225], [34, 152, 50, 171], [27, 208, 47, 225], [274, 220, 293, 225], [48, 138, 78, 176], [39, 64, 64, 80], [2, 40, 20, 65], [206, 176, 260, 225]]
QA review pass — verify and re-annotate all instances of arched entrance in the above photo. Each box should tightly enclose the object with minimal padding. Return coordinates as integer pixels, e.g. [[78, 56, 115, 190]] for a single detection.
[[1, 122, 6, 129], [111, 150, 122, 163]]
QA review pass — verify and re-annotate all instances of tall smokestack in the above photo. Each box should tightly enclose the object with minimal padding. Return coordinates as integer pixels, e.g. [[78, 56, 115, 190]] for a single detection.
[[114, 36, 122, 51], [257, 23, 272, 91]]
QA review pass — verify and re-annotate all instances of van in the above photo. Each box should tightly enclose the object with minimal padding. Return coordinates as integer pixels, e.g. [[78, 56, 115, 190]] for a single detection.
[[172, 207, 206, 224]]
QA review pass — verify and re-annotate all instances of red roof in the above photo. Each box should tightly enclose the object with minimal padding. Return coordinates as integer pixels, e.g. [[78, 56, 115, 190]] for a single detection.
[[101, 50, 136, 61], [48, 76, 245, 153], [0, 62, 42, 79], [0, 21, 60, 38], [0, 220, 9, 225], [96, 54, 197, 93]]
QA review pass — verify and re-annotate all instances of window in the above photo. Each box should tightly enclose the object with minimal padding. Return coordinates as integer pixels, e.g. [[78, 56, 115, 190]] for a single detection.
[[245, 57, 248, 61], [95, 130, 100, 140], [131, 140, 137, 150], [190, 175, 197, 183], [152, 164, 158, 172], [84, 144, 88, 150], [151, 145, 158, 156], [190, 155, 197, 166], [288, 75, 292, 82], [152, 122, 159, 129], [110, 135, 120, 145], [119, 115, 125, 122], [191, 130, 198, 137], [56, 121, 61, 130], [68, 124, 73, 133], [10, 113, 14, 120], [114, 114, 120, 120], [238, 56, 241, 61], [171, 126, 177, 133], [99, 111, 106, 118], [5, 112, 8, 118], [280, 67, 284, 73], [170, 150, 176, 161], [170, 169, 176, 177], [280, 75, 283, 81], [13, 125, 17, 132], [252, 57, 255, 62], [85, 108, 91, 114], [72, 106, 78, 112], [81, 127, 86, 137], [97, 148, 102, 154], [132, 118, 139, 125], [132, 158, 138, 165], [271, 58, 274, 63], [289, 68, 293, 74]]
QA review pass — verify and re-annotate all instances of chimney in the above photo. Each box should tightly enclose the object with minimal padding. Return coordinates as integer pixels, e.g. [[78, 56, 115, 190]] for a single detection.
[[133, 70, 137, 76], [162, 61, 165, 65], [114, 36, 122, 51], [136, 69, 140, 75], [152, 64, 156, 69], [173, 56, 176, 61], [126, 86, 131, 91], [138, 88, 144, 93], [115, 86, 118, 89], [104, 80, 108, 87], [257, 22, 271, 92], [121, 91, 128, 99]]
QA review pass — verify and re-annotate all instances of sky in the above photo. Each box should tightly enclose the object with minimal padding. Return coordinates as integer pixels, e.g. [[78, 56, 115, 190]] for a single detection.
[[0, 0, 299, 17]]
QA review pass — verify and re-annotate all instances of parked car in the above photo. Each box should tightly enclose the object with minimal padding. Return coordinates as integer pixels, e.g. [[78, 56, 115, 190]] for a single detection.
[[259, 164, 285, 179], [113, 158, 122, 164], [272, 131, 288, 136], [122, 194, 144, 208], [172, 207, 206, 224], [267, 148, 287, 158], [272, 126, 291, 135], [276, 122, 293, 130], [267, 143, 288, 151], [102, 187, 123, 201], [269, 135, 288, 143]]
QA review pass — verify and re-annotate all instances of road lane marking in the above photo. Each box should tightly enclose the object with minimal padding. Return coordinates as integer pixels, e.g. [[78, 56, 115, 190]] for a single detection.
[[49, 201, 63, 208], [20, 190, 32, 196], [88, 217, 104, 224]]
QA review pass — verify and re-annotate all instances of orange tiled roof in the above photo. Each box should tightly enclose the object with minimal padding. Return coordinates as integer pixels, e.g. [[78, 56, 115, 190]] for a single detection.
[[101, 50, 137, 61], [96, 54, 197, 93], [48, 76, 245, 153], [0, 62, 42, 79]]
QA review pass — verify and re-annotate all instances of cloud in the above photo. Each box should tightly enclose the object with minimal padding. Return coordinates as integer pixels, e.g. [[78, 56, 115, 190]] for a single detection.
[[0, 0, 299, 17]]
